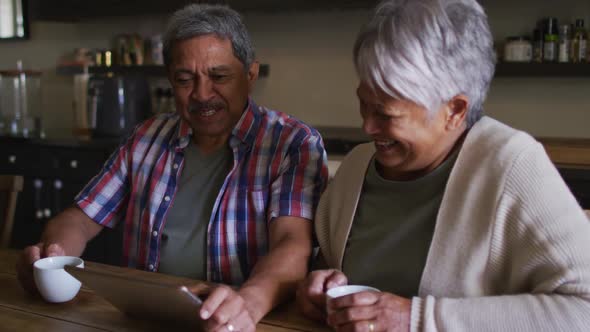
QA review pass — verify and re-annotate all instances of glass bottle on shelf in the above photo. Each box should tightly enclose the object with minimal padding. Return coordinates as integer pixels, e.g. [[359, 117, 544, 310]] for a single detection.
[[543, 17, 558, 62], [558, 24, 571, 63], [571, 19, 588, 63], [532, 28, 543, 63]]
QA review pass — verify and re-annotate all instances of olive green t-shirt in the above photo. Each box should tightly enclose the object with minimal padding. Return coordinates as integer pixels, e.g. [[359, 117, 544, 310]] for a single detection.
[[342, 151, 458, 297], [157, 144, 232, 279]]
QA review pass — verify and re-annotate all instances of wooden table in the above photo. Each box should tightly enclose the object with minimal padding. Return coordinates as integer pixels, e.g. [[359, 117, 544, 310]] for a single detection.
[[0, 249, 330, 331]]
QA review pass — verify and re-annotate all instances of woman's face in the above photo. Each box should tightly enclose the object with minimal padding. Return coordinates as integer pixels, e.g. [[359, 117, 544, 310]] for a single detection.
[[357, 81, 466, 181]]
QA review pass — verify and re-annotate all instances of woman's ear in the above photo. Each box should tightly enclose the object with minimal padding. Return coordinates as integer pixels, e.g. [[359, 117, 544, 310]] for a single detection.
[[445, 94, 469, 130]]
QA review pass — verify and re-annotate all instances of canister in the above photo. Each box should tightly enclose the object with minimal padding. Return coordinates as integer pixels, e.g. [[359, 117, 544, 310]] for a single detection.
[[0, 63, 43, 137], [504, 37, 533, 62]]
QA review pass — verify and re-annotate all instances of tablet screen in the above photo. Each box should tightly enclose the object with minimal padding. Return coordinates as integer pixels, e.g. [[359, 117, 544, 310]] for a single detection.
[[65, 265, 204, 326]]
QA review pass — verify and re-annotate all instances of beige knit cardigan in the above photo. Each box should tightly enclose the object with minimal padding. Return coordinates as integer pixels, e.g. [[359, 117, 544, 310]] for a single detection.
[[315, 117, 590, 331]]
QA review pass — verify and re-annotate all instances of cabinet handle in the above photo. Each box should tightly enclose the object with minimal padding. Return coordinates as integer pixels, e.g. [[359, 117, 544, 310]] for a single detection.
[[34, 179, 43, 220], [43, 208, 51, 218], [70, 160, 78, 168], [8, 155, 16, 163], [53, 179, 63, 214]]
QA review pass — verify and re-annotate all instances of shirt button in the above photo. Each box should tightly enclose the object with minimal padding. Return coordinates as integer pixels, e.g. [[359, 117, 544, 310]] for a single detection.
[[173, 163, 179, 170], [152, 230, 158, 237], [164, 196, 170, 202], [148, 264, 154, 271]]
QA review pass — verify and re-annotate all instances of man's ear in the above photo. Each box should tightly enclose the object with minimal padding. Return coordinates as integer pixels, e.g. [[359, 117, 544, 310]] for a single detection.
[[246, 61, 259, 92], [445, 94, 469, 130]]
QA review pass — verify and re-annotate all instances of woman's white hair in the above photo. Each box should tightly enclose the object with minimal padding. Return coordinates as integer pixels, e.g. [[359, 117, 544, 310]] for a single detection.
[[353, 0, 496, 127]]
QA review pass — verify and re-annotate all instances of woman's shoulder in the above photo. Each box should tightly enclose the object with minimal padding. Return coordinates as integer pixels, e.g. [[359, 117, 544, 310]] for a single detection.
[[462, 117, 543, 166], [469, 117, 538, 151]]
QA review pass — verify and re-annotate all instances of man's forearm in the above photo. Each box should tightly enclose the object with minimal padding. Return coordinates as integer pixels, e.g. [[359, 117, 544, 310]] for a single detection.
[[40, 206, 102, 257], [239, 235, 312, 322]]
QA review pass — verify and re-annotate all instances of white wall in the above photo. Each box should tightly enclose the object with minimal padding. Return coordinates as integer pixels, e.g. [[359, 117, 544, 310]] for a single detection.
[[0, 0, 589, 139]]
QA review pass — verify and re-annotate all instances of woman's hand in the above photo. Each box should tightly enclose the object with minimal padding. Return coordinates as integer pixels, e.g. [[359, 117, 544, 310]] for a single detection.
[[296, 269, 348, 321], [327, 291, 411, 332]]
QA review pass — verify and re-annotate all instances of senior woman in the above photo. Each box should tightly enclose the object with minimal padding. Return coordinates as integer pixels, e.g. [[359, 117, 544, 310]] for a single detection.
[[296, 0, 590, 331]]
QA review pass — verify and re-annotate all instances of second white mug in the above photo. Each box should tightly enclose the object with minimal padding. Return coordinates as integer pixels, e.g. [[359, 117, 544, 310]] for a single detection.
[[325, 285, 380, 314]]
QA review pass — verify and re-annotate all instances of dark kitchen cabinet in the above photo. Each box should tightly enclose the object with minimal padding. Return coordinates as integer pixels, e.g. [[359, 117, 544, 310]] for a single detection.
[[30, 0, 378, 21], [0, 137, 121, 265], [558, 168, 590, 209]]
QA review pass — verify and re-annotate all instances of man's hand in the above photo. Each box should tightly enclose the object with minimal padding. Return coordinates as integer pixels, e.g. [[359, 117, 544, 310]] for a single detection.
[[16, 242, 66, 294], [199, 285, 256, 332], [326, 291, 411, 332], [15, 207, 102, 294], [296, 269, 348, 321]]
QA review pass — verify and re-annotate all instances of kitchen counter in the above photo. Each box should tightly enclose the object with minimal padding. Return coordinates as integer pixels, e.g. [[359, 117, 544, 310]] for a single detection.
[[4, 132, 590, 168], [537, 137, 590, 169]]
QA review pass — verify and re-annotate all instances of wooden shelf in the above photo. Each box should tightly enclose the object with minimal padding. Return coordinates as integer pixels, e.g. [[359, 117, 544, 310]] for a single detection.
[[57, 64, 270, 78], [495, 63, 590, 78]]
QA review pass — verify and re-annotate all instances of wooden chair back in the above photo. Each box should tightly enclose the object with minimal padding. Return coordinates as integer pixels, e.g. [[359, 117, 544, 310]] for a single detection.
[[0, 175, 24, 248]]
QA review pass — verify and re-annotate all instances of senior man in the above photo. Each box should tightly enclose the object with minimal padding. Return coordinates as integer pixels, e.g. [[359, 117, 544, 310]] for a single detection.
[[18, 4, 328, 332]]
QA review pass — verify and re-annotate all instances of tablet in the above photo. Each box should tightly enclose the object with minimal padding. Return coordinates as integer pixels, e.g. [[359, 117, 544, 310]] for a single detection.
[[64, 265, 203, 326]]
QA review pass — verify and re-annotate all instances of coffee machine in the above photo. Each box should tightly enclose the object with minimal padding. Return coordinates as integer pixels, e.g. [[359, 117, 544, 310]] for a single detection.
[[86, 74, 151, 139]]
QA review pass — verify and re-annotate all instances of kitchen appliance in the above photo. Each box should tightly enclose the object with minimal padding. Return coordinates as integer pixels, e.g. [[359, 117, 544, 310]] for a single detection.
[[0, 62, 43, 138], [86, 74, 151, 138]]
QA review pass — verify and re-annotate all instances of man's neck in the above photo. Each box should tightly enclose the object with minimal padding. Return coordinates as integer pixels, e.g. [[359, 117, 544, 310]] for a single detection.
[[192, 134, 230, 155]]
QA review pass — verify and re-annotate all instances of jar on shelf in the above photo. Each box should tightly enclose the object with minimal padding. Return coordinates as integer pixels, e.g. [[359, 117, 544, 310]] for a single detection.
[[0, 61, 44, 138], [504, 36, 533, 62]]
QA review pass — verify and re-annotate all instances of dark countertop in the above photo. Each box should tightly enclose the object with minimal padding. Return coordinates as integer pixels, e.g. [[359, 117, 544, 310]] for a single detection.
[[0, 135, 122, 150], [315, 126, 368, 141], [314, 127, 369, 156], [537, 137, 590, 169]]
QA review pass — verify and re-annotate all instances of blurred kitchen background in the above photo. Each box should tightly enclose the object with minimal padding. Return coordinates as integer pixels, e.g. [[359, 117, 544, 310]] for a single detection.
[[0, 0, 589, 261], [0, 0, 588, 138]]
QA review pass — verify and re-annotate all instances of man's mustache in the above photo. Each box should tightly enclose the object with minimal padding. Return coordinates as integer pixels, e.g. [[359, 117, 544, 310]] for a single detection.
[[187, 100, 226, 114]]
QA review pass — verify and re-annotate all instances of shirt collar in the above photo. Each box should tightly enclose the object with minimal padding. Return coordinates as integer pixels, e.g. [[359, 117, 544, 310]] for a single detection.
[[173, 98, 261, 150], [231, 98, 261, 148]]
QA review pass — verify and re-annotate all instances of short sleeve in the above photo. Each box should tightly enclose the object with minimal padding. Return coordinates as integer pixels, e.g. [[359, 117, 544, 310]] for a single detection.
[[75, 137, 133, 228], [267, 131, 329, 221]]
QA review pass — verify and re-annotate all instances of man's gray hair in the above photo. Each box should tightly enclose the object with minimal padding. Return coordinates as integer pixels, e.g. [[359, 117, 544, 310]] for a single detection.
[[353, 0, 496, 127], [163, 4, 255, 70]]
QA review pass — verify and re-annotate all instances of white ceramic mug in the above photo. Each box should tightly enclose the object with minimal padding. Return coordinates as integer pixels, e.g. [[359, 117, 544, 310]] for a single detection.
[[326, 285, 380, 314], [33, 256, 84, 303]]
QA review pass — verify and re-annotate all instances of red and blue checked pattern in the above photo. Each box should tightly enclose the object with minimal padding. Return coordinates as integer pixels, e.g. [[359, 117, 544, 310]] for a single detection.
[[75, 101, 328, 285]]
